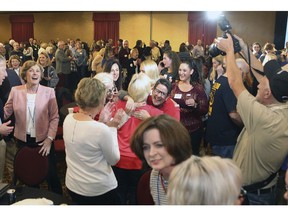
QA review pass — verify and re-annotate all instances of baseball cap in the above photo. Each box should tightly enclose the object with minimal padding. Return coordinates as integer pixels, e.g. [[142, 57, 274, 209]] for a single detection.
[[263, 60, 288, 103]]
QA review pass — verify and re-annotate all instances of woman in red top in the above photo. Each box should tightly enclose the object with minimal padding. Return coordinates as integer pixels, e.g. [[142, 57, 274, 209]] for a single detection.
[[112, 73, 163, 204]]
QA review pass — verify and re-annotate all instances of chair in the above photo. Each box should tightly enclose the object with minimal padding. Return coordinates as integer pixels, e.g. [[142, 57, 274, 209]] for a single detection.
[[13, 146, 49, 187]]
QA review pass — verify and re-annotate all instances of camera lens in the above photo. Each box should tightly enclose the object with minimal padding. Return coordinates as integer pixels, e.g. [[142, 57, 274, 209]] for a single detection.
[[208, 43, 223, 57]]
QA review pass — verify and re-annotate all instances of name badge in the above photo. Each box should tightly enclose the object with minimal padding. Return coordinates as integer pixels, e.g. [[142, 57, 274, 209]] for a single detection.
[[174, 94, 182, 99]]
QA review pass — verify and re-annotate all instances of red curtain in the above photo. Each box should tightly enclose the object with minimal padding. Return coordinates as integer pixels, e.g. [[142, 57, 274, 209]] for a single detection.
[[10, 15, 34, 43], [92, 12, 120, 44], [188, 12, 217, 47]]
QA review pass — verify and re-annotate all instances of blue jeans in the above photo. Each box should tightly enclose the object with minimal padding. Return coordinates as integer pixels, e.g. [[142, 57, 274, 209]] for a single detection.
[[211, 145, 235, 159], [246, 187, 277, 205]]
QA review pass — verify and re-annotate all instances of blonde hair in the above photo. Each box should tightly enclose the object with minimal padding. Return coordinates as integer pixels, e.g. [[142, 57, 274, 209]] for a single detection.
[[128, 73, 151, 103], [210, 55, 224, 82], [262, 53, 277, 66], [168, 155, 242, 205], [93, 72, 114, 90], [75, 78, 106, 109], [37, 52, 52, 67], [140, 59, 159, 87]]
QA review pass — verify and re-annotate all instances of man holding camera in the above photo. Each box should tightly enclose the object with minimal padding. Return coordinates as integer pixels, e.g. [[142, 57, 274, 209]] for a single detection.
[[215, 34, 288, 205]]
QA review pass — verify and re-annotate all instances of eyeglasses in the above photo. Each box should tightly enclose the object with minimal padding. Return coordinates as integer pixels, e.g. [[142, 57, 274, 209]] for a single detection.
[[107, 87, 117, 95], [153, 88, 167, 97]]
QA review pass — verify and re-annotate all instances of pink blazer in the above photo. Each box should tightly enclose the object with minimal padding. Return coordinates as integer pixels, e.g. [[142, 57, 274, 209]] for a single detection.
[[4, 85, 59, 142]]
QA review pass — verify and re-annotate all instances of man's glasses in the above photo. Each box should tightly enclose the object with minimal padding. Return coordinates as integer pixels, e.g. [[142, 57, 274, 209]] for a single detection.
[[153, 88, 167, 97]]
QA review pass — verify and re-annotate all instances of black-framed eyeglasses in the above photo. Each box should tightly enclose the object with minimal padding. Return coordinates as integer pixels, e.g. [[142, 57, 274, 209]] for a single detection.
[[107, 87, 117, 95], [153, 88, 167, 97]]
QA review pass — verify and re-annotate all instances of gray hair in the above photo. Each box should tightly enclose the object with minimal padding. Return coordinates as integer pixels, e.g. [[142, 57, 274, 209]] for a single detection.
[[168, 155, 242, 205]]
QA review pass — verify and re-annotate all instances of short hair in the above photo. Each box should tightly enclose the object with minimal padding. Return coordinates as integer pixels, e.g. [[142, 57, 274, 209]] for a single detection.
[[167, 155, 242, 205], [140, 59, 159, 86], [263, 43, 274, 52], [57, 40, 65, 47], [93, 72, 114, 90], [252, 42, 261, 49], [8, 55, 22, 68], [143, 47, 152, 57], [128, 73, 151, 103], [74, 78, 106, 109], [20, 60, 44, 82], [153, 78, 172, 95], [130, 114, 192, 165]]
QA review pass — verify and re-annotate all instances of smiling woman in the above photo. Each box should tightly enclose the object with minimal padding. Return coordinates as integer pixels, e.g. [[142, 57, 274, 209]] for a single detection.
[[130, 114, 192, 205], [4, 60, 62, 195]]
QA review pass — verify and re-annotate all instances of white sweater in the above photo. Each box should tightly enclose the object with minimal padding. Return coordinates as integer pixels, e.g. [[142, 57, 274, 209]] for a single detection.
[[63, 114, 120, 196]]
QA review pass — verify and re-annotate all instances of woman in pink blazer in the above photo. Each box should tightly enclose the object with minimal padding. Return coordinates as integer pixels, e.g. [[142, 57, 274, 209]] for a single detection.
[[4, 60, 62, 194]]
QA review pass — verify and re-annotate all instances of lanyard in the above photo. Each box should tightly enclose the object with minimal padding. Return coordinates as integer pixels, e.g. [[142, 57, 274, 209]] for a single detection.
[[28, 106, 35, 128]]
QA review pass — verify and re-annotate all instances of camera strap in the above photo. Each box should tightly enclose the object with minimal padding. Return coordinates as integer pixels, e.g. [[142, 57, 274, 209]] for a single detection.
[[239, 44, 264, 76]]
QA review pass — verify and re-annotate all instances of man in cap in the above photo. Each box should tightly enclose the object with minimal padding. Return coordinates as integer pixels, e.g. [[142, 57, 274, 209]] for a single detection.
[[216, 34, 288, 205]]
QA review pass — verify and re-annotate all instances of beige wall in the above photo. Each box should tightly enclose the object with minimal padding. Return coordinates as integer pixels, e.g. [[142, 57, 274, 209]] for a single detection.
[[34, 12, 94, 44], [0, 11, 276, 50], [224, 11, 275, 46], [0, 14, 12, 43], [119, 12, 188, 51]]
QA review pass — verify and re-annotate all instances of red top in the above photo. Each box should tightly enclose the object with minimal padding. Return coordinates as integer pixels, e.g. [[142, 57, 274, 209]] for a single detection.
[[147, 95, 180, 121], [113, 100, 163, 169]]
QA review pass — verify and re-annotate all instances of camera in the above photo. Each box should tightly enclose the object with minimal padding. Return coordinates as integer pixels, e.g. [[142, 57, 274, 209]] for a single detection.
[[208, 14, 241, 57]]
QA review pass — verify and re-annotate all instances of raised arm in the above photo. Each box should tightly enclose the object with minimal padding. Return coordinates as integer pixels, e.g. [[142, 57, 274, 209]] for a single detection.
[[215, 34, 246, 98], [233, 35, 264, 83]]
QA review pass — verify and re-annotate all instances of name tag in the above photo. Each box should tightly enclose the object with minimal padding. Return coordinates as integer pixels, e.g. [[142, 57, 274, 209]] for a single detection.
[[174, 94, 182, 99]]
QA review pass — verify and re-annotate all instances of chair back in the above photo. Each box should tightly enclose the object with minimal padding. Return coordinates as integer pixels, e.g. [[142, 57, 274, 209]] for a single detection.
[[13, 146, 49, 186]]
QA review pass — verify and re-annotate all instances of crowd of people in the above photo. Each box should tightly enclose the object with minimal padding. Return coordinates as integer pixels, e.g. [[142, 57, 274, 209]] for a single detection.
[[0, 34, 287, 206]]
